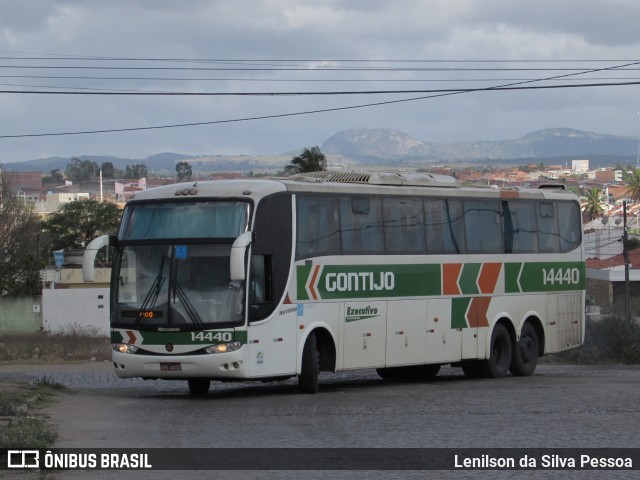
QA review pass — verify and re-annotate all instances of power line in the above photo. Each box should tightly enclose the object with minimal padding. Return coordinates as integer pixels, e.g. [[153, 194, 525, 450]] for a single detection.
[[4, 64, 640, 72], [2, 75, 638, 83], [1, 60, 637, 140], [0, 54, 638, 63], [1, 80, 639, 95]]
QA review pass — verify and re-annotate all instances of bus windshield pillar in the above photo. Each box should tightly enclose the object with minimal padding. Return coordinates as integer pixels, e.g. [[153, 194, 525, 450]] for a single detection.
[[230, 231, 253, 281]]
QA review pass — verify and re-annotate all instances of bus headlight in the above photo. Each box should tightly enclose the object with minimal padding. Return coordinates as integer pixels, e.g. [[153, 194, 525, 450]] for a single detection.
[[113, 343, 139, 354], [205, 342, 243, 354]]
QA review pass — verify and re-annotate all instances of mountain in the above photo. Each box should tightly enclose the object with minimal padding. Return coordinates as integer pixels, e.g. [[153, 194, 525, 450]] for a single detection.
[[2, 128, 637, 174], [322, 128, 432, 159], [321, 127, 637, 164]]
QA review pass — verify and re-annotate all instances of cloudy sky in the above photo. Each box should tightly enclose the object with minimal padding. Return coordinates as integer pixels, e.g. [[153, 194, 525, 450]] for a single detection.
[[1, 0, 640, 163]]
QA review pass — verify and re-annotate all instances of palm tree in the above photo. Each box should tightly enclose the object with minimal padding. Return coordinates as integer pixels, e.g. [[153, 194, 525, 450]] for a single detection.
[[284, 146, 327, 175], [625, 169, 640, 202], [582, 187, 605, 221]]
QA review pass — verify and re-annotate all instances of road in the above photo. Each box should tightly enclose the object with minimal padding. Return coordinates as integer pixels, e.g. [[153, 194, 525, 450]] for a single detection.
[[1, 362, 639, 479]]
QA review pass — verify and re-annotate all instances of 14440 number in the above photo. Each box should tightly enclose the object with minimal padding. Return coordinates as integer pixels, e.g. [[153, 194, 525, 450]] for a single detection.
[[191, 331, 233, 342], [542, 268, 581, 286]]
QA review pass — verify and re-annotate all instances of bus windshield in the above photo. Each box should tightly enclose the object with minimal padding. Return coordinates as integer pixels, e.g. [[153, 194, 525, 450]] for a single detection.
[[120, 201, 250, 240], [114, 200, 251, 330], [113, 243, 244, 330]]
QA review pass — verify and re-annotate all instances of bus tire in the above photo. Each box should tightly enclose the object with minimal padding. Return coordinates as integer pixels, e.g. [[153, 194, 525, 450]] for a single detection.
[[299, 332, 319, 394], [510, 322, 539, 377], [480, 323, 512, 378], [188, 379, 211, 395]]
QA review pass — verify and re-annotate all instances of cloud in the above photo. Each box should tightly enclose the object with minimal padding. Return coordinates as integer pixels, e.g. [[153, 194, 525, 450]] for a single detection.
[[1, 0, 639, 163]]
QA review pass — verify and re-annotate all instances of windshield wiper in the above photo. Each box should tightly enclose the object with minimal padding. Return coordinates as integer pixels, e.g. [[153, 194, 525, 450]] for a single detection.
[[171, 280, 204, 329], [135, 256, 166, 328]]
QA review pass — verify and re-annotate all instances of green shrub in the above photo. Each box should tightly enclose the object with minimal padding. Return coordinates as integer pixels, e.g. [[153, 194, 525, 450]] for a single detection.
[[0, 416, 57, 448], [550, 315, 640, 364]]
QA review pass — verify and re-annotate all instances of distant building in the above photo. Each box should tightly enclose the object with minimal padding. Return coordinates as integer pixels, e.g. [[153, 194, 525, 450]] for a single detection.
[[571, 159, 589, 173], [34, 192, 91, 216], [115, 177, 147, 202], [3, 171, 42, 191], [587, 247, 640, 310], [595, 169, 623, 183]]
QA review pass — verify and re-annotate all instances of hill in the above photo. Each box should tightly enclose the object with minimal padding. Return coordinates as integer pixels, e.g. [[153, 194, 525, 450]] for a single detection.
[[2, 128, 637, 174], [321, 128, 637, 164]]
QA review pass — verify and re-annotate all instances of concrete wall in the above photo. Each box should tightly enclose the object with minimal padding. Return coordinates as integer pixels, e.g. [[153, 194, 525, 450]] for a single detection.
[[0, 296, 42, 333], [41, 288, 110, 335]]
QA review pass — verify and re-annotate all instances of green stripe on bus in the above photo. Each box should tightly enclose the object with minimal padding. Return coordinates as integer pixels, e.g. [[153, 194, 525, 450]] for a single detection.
[[459, 263, 481, 295], [451, 297, 471, 329], [505, 261, 585, 293], [297, 264, 441, 300]]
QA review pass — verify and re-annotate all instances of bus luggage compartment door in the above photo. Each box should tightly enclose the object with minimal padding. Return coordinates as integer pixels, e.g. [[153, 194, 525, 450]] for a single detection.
[[342, 301, 387, 369]]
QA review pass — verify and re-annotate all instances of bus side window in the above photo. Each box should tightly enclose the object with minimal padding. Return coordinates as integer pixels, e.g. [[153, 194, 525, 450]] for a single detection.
[[538, 202, 560, 253], [558, 201, 581, 252], [506, 201, 539, 253], [383, 197, 425, 254], [249, 255, 273, 321], [340, 197, 384, 254], [425, 199, 465, 254], [296, 195, 341, 258], [464, 200, 502, 254]]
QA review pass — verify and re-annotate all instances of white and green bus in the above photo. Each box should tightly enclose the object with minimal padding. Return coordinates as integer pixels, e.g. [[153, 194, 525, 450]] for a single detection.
[[83, 171, 585, 395]]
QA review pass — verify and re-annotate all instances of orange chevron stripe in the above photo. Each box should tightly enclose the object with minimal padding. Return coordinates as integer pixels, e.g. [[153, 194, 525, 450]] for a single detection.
[[309, 265, 321, 300], [478, 263, 502, 294], [443, 263, 462, 295], [467, 297, 491, 328]]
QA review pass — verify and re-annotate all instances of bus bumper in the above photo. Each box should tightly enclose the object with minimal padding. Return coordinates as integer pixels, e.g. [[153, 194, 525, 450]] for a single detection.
[[111, 347, 249, 380]]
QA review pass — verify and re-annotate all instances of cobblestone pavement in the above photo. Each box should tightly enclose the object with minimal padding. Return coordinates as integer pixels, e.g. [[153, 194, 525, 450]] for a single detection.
[[2, 362, 639, 479]]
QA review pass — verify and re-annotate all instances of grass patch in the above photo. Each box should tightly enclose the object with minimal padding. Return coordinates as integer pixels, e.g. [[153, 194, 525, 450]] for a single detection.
[[547, 314, 640, 364], [1, 416, 57, 448], [0, 390, 27, 416], [0, 385, 59, 448], [0, 327, 110, 362]]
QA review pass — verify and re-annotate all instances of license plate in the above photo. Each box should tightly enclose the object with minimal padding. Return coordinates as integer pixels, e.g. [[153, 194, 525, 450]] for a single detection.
[[160, 362, 181, 371]]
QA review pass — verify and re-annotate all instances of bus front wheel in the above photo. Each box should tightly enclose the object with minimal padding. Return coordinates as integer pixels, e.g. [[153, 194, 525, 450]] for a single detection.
[[188, 379, 211, 395], [510, 322, 539, 377], [299, 332, 319, 394], [480, 323, 512, 378]]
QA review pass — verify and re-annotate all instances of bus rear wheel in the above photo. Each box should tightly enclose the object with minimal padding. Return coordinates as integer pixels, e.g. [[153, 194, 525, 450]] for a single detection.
[[479, 323, 512, 378], [510, 323, 539, 377], [299, 332, 319, 394], [188, 379, 211, 395]]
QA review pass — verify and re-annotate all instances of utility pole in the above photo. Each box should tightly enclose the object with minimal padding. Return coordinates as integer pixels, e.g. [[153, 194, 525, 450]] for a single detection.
[[623, 201, 630, 322]]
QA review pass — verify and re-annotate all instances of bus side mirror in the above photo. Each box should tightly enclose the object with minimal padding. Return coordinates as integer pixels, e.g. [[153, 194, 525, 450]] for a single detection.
[[82, 235, 112, 282], [230, 231, 253, 281]]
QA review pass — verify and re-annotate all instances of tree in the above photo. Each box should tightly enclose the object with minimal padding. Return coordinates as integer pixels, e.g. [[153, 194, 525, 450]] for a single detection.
[[65, 157, 99, 182], [43, 169, 65, 183], [176, 161, 193, 181], [125, 164, 148, 178], [43, 199, 121, 252], [0, 176, 43, 295], [625, 169, 640, 202], [582, 187, 605, 221], [101, 161, 116, 179], [284, 146, 327, 175]]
